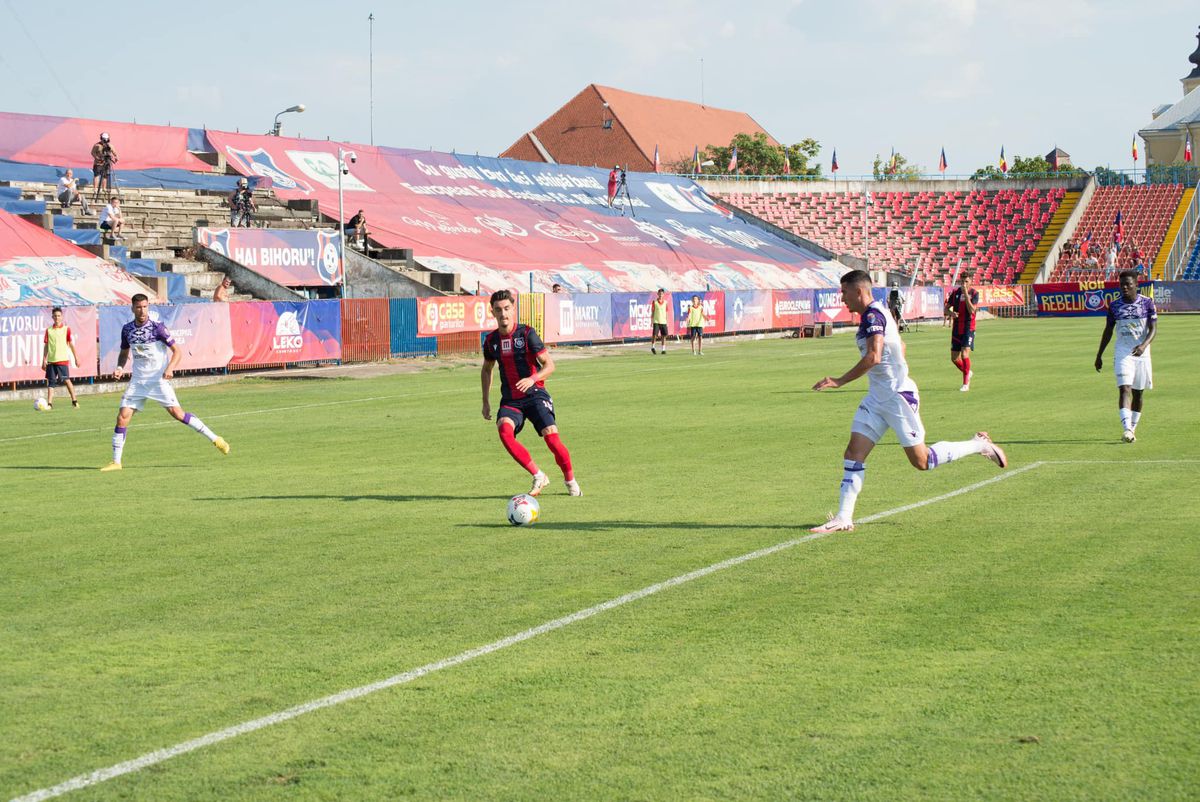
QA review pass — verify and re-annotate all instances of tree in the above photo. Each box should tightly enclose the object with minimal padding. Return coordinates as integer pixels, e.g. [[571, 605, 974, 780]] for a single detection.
[[783, 138, 822, 178], [970, 154, 1088, 180], [872, 151, 922, 180], [704, 132, 780, 175]]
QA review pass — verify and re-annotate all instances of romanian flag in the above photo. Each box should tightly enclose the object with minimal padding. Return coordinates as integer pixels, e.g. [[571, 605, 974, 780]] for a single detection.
[[1132, 137, 1138, 162], [783, 152, 791, 175], [727, 146, 738, 173], [1186, 133, 1194, 163], [831, 149, 839, 174], [653, 144, 660, 173], [999, 146, 1008, 174], [692, 145, 701, 173], [938, 147, 948, 174], [889, 148, 897, 175]]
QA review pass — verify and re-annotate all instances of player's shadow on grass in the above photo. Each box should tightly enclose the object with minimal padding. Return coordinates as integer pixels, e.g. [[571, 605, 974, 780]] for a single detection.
[[999, 438, 1122, 445], [194, 493, 506, 503], [0, 465, 104, 471], [461, 520, 798, 532]]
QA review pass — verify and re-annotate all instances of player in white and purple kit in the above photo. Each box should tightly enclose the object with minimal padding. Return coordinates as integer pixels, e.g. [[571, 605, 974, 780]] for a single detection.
[[1095, 270, 1157, 443], [100, 294, 230, 471], [809, 271, 1008, 533]]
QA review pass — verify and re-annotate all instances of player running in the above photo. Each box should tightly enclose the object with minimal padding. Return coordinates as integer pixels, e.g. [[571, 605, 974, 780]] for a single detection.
[[1095, 269, 1157, 443], [809, 271, 1007, 533], [945, 272, 979, 391], [481, 290, 581, 497], [101, 294, 230, 471]]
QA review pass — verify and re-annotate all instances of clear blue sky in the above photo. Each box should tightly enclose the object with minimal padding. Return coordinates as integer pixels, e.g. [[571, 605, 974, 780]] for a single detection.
[[0, 0, 1195, 175]]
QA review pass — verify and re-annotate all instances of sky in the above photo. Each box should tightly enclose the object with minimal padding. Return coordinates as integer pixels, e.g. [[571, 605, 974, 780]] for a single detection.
[[0, 0, 1196, 176]]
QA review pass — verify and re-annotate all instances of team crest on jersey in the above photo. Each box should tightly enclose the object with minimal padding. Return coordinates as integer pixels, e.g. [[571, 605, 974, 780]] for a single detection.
[[514, 336, 525, 349]]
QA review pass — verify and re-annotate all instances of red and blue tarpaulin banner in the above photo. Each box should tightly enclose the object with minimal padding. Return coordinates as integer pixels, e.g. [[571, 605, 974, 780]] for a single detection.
[[0, 210, 154, 306], [99, 303, 234, 374], [200, 129, 842, 295], [771, 289, 815, 328], [813, 287, 853, 323], [542, 293, 613, 343], [723, 290, 774, 332], [611, 291, 665, 338], [673, 291, 725, 333], [196, 228, 343, 286], [415, 296, 497, 337], [230, 300, 342, 364], [1034, 281, 1152, 316], [0, 111, 210, 171], [0, 305, 97, 382]]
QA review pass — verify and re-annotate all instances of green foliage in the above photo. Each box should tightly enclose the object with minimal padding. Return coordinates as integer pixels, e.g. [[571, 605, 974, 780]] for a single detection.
[[873, 151, 923, 180], [971, 155, 1088, 180], [693, 132, 821, 176], [3, 321, 1200, 800]]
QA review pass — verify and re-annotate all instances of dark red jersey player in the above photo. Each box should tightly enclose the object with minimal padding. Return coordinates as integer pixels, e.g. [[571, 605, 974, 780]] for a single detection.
[[944, 272, 980, 392], [482, 290, 581, 497]]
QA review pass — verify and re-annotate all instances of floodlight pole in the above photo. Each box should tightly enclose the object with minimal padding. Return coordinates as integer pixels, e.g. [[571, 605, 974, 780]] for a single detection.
[[338, 147, 348, 298], [368, 13, 375, 145]]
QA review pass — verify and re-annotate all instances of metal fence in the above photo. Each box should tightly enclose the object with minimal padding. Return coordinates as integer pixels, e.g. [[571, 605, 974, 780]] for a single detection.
[[340, 298, 391, 362]]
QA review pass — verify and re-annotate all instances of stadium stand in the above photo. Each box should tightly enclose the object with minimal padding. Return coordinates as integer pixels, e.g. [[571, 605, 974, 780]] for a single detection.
[[1050, 184, 1186, 281], [722, 188, 1066, 284], [1183, 230, 1200, 280]]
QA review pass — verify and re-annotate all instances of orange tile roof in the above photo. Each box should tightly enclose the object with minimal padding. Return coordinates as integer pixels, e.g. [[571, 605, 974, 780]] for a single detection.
[[500, 84, 776, 170]]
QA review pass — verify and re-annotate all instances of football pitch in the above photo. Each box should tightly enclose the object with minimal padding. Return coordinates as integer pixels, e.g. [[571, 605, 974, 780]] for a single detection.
[[2, 316, 1198, 801]]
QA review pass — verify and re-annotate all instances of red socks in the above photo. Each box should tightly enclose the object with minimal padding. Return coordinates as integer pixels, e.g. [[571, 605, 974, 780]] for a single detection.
[[543, 433, 574, 481], [498, 425, 537, 475], [961, 356, 971, 380]]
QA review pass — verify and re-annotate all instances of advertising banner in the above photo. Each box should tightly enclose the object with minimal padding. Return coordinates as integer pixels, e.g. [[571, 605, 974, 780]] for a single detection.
[[0, 306, 97, 382], [771, 289, 815, 328], [976, 285, 1026, 308], [611, 291, 665, 338], [723, 290, 774, 332], [813, 286, 853, 323], [99, 304, 234, 374], [230, 300, 342, 364], [874, 286, 945, 320], [1034, 281, 1151, 317], [196, 228, 343, 286], [542, 293, 613, 343], [673, 291, 725, 333], [1152, 282, 1200, 313], [415, 296, 496, 336]]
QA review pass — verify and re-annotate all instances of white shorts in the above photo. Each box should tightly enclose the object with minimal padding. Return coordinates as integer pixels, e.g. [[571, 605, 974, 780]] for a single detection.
[[852, 387, 926, 448], [120, 378, 180, 411], [1114, 352, 1152, 390]]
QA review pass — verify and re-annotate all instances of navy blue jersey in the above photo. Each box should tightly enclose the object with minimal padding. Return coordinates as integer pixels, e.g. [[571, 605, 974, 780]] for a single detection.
[[483, 324, 546, 402]]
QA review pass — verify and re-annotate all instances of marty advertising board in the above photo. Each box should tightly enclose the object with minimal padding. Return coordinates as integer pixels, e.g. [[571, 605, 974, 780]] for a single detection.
[[542, 293, 613, 343]]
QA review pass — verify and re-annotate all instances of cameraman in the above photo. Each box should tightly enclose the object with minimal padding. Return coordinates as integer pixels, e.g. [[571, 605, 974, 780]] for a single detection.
[[607, 165, 620, 207], [228, 178, 255, 227], [90, 132, 117, 201]]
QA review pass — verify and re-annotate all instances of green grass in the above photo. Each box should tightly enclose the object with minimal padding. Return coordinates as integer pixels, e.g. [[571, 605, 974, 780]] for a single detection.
[[2, 316, 1198, 801]]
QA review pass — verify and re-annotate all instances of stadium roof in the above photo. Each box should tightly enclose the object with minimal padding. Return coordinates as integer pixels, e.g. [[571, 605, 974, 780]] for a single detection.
[[1140, 86, 1200, 133], [500, 84, 777, 172]]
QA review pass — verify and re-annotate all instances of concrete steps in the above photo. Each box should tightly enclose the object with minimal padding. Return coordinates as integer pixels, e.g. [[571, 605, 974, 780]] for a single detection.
[[1153, 187, 1196, 280]]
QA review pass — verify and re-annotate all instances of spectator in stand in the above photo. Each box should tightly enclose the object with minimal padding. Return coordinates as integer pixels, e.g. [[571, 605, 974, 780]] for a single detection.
[[90, 132, 117, 201], [229, 178, 255, 227], [607, 166, 620, 207], [98, 196, 124, 240], [212, 276, 234, 302], [1085, 252, 1100, 271], [344, 209, 368, 249], [551, 283, 563, 294], [1130, 239, 1143, 267], [1106, 243, 1118, 277], [57, 169, 90, 214], [1134, 257, 1148, 278]]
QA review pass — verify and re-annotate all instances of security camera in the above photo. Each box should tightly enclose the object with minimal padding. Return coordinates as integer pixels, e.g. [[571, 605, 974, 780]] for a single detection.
[[349, 154, 357, 164]]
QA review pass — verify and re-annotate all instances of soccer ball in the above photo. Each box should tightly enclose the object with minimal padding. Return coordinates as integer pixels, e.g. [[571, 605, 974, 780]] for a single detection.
[[33, 397, 50, 412], [507, 494, 540, 526]]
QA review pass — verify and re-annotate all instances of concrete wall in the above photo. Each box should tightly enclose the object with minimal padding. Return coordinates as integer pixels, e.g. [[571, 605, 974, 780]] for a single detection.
[[344, 249, 446, 298]]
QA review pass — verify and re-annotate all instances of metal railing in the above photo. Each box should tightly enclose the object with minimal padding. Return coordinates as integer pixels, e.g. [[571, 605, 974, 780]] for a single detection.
[[677, 165, 1200, 186], [1159, 177, 1200, 280]]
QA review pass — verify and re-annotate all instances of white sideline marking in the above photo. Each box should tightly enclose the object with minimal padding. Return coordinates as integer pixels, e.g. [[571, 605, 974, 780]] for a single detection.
[[9, 461, 1040, 802]]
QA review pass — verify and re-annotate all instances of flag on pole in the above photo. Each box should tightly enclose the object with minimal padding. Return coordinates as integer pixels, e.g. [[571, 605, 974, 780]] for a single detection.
[[889, 147, 897, 175], [1131, 137, 1138, 162], [831, 149, 839, 174], [1186, 133, 1194, 163], [692, 145, 701, 173], [999, 146, 1008, 174], [653, 144, 661, 173], [938, 147, 948, 174], [727, 146, 738, 173], [1114, 210, 1124, 248], [783, 151, 791, 175]]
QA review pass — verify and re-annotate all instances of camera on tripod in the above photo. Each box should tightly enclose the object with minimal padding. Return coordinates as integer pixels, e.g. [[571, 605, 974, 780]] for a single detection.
[[610, 164, 635, 218]]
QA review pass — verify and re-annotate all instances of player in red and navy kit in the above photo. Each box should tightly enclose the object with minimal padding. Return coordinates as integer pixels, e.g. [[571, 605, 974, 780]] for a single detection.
[[945, 272, 980, 391], [481, 290, 581, 497]]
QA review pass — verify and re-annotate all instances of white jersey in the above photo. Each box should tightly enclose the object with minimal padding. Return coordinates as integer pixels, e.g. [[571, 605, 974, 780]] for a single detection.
[[1108, 294, 1157, 358], [856, 300, 911, 401], [120, 318, 175, 382]]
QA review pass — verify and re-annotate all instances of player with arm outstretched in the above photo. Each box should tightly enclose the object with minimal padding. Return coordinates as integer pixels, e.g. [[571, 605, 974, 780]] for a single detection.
[[481, 290, 581, 497], [809, 271, 1007, 533], [1095, 269, 1157, 442], [101, 294, 230, 471]]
